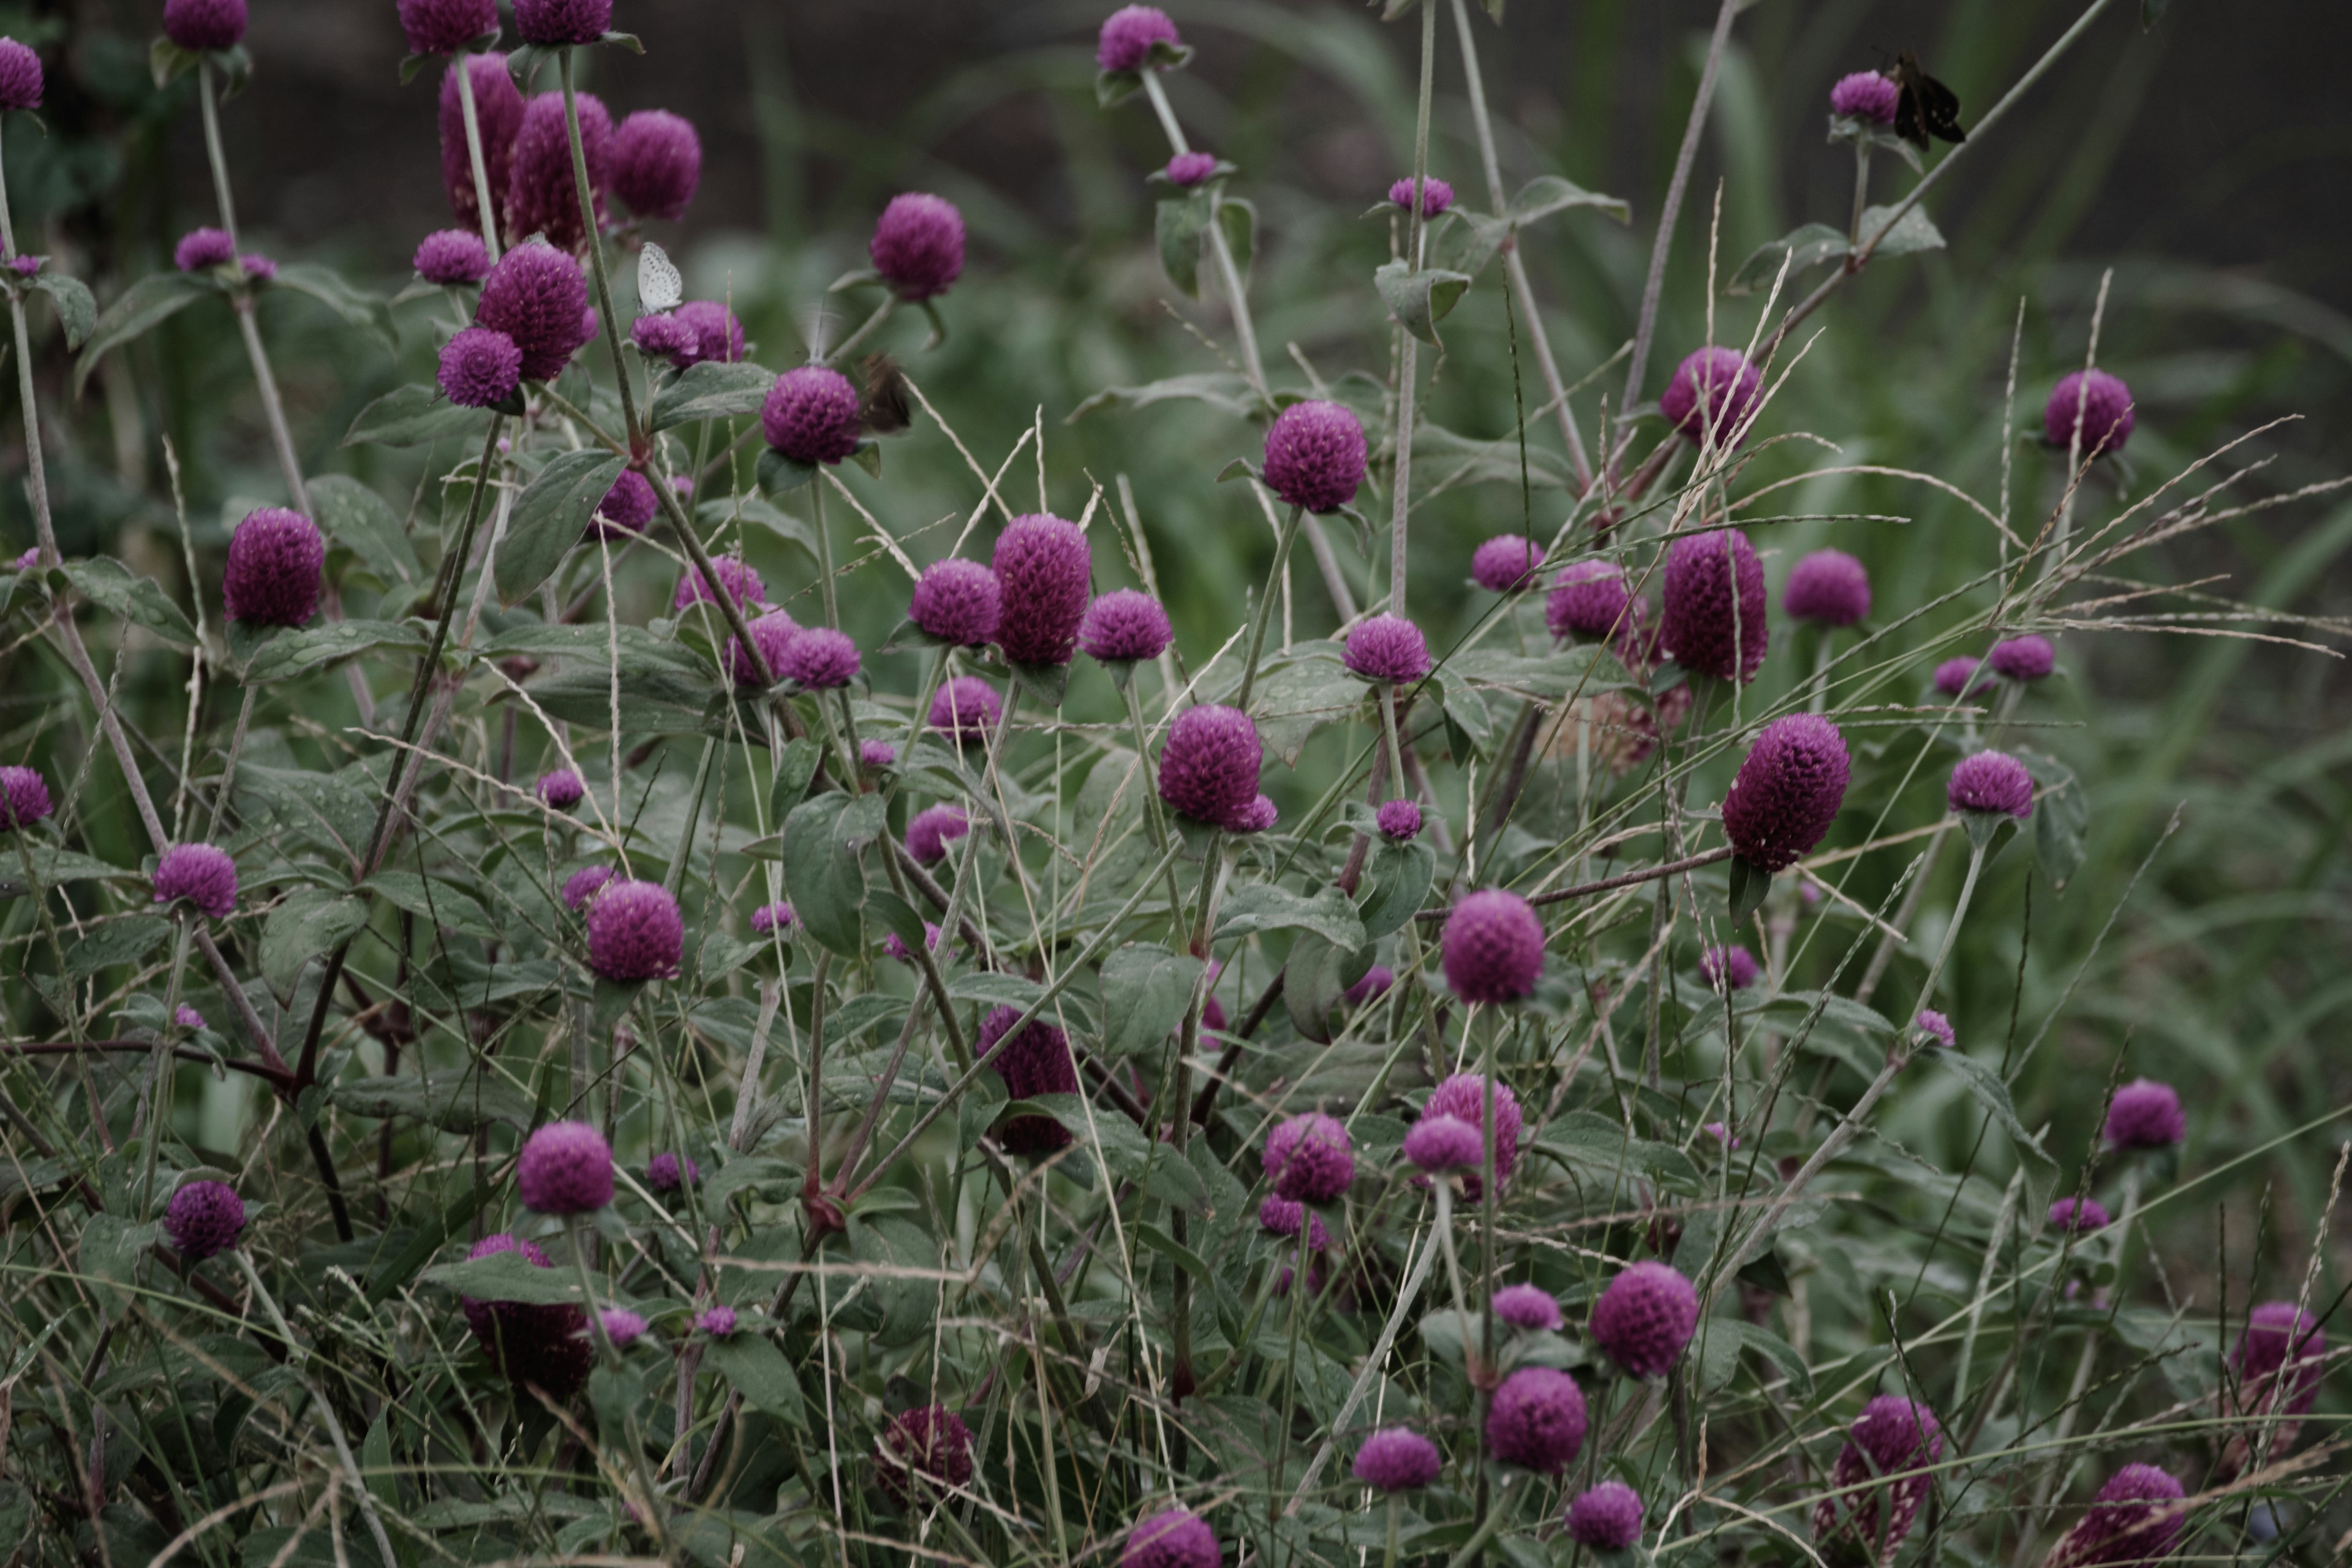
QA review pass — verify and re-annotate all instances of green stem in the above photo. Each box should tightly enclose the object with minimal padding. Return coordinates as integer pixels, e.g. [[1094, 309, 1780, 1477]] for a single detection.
[[453, 53, 503, 260], [560, 48, 642, 447], [1389, 0, 1438, 615], [1139, 70, 1265, 402], [822, 294, 896, 366], [1236, 503, 1303, 712], [197, 61, 242, 252]]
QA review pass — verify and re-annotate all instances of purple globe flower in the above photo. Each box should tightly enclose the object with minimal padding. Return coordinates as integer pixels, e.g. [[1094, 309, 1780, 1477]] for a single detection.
[[1831, 70, 1901, 124], [930, 677, 1003, 742], [1567, 1482, 1644, 1551], [2236, 1302, 2327, 1425], [235, 252, 277, 284], [477, 241, 592, 383], [513, 0, 610, 47], [1262, 401, 1368, 516], [164, 1180, 244, 1261], [153, 843, 238, 919], [750, 901, 794, 935], [164, 0, 246, 52], [870, 192, 966, 302], [398, 0, 496, 56], [979, 1005, 1080, 1155], [517, 1120, 614, 1214], [1388, 176, 1454, 217], [861, 741, 898, 769], [1264, 1112, 1354, 1204], [727, 609, 800, 689], [1471, 533, 1540, 593], [763, 366, 862, 467], [415, 228, 492, 285], [562, 866, 614, 911], [1700, 944, 1760, 990], [439, 57, 523, 236], [781, 628, 859, 689], [1079, 589, 1173, 665], [631, 312, 696, 363], [1158, 704, 1263, 831], [697, 1305, 737, 1337], [878, 1405, 976, 1504], [459, 1233, 592, 1396], [1164, 151, 1217, 187], [1659, 527, 1768, 683], [1344, 614, 1432, 685], [599, 1308, 647, 1348], [1485, 1366, 1587, 1474], [0, 766, 53, 830], [1343, 965, 1394, 1006], [1916, 1009, 1956, 1049], [1097, 6, 1182, 72], [175, 227, 235, 273], [1494, 1284, 1564, 1333], [609, 110, 701, 221], [1949, 750, 2034, 818], [1934, 657, 1995, 699], [1441, 889, 1545, 1006], [586, 879, 685, 982], [1703, 1121, 1739, 1149], [1547, 560, 1634, 643], [1590, 1261, 1700, 1379], [9, 548, 36, 570], [0, 38, 42, 112], [910, 559, 1003, 647], [1812, 1396, 1943, 1558], [645, 1152, 701, 1193], [1990, 634, 2056, 682], [1403, 1113, 1483, 1174], [1722, 713, 1851, 873], [2044, 370, 2136, 458], [2103, 1079, 2185, 1150], [1256, 1198, 1330, 1250], [993, 514, 1093, 668], [1352, 1428, 1442, 1494], [2049, 1197, 2110, 1232], [1660, 347, 1763, 443], [505, 90, 611, 255], [673, 554, 766, 614], [905, 805, 971, 866], [2043, 1464, 2184, 1568], [880, 918, 939, 963], [439, 326, 524, 409], [1376, 798, 1422, 841], [1784, 548, 1871, 627], [1422, 1073, 1521, 1197], [538, 769, 585, 809], [1230, 793, 1278, 834], [175, 1005, 207, 1030], [671, 301, 746, 366], [587, 469, 657, 542]]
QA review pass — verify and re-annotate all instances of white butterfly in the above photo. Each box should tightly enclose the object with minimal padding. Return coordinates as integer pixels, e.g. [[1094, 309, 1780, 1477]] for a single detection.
[[636, 241, 683, 314]]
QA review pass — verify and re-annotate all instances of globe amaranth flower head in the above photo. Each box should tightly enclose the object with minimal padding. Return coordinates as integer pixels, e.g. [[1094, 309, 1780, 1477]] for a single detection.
[[1344, 613, 1432, 685], [1158, 704, 1264, 832], [1352, 1428, 1442, 1494], [870, 192, 966, 301], [537, 769, 584, 810], [1915, 1009, 1956, 1049], [1377, 798, 1422, 842], [878, 1404, 976, 1504], [1164, 151, 1217, 187], [1485, 1366, 1588, 1474], [154, 843, 238, 919], [415, 228, 492, 285], [1590, 1261, 1700, 1379], [1722, 713, 1851, 873], [1079, 589, 1173, 665], [517, 1120, 614, 1214], [781, 627, 860, 689], [1471, 533, 1540, 593], [1949, 750, 2035, 818], [1547, 559, 1634, 643], [164, 0, 246, 53], [588, 469, 657, 543], [673, 554, 766, 614], [2103, 1078, 2185, 1150], [439, 326, 524, 409], [0, 765, 54, 830], [645, 1152, 701, 1193], [697, 1305, 739, 1337], [586, 879, 685, 982], [1388, 176, 1453, 217], [905, 804, 971, 866], [459, 1232, 592, 1396], [164, 1180, 244, 1262], [1813, 1397, 1943, 1558], [399, 0, 495, 56], [861, 740, 897, 769], [1344, 964, 1393, 1006], [1567, 1482, 1645, 1551], [631, 312, 696, 363], [477, 241, 593, 383], [1262, 399, 1368, 515], [993, 514, 1093, 668], [763, 366, 862, 467], [1256, 1197, 1330, 1251], [979, 1005, 1080, 1155], [1402, 1113, 1483, 1174], [930, 677, 1003, 742], [610, 110, 701, 221], [1659, 527, 1768, 682], [1493, 1284, 1564, 1333], [0, 39, 43, 112], [672, 300, 747, 366], [1097, 6, 1182, 72], [1701, 944, 1760, 990], [910, 558, 1002, 647], [175, 227, 236, 273], [1990, 633, 2056, 682], [1662, 347, 1763, 443], [1442, 889, 1545, 1005], [2042, 1464, 2185, 1568], [172, 1003, 204, 1031], [2045, 369, 2135, 457], [507, 90, 611, 254], [2236, 1302, 2327, 1416], [1784, 548, 1871, 627], [1264, 1112, 1354, 1204], [561, 866, 614, 911], [2049, 1197, 2110, 1232], [598, 1308, 647, 1348], [1934, 656, 1994, 699], [727, 609, 800, 689], [1422, 1072, 1522, 1197], [439, 57, 522, 236], [513, 0, 610, 47], [750, 900, 794, 935], [1831, 70, 1901, 124]]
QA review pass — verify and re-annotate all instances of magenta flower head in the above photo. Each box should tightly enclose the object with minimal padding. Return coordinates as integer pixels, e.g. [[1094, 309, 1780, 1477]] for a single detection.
[[1165, 151, 1217, 187], [763, 366, 862, 467], [2049, 1197, 2110, 1233], [507, 90, 612, 254], [1659, 527, 1768, 682], [646, 1152, 701, 1193], [1259, 1199, 1332, 1253], [1423, 1073, 1522, 1197], [1388, 176, 1454, 217], [1949, 750, 2034, 819], [1344, 965, 1393, 1007], [861, 740, 897, 769], [930, 676, 1003, 742], [870, 192, 966, 302], [1661, 347, 1764, 443], [750, 900, 794, 935], [1784, 548, 1871, 627], [1352, 1428, 1442, 1494], [513, 0, 610, 47], [1990, 634, 2056, 682], [610, 110, 701, 221], [2045, 369, 2136, 457], [673, 554, 766, 614], [1344, 613, 1432, 685], [1403, 1113, 1482, 1174], [0, 39, 43, 112], [1377, 798, 1422, 841], [587, 469, 657, 543], [1471, 533, 1540, 593], [164, 0, 246, 52], [1831, 70, 1901, 124], [1158, 704, 1264, 831], [672, 300, 746, 366], [600, 1308, 646, 1348], [440, 57, 523, 235], [459, 1233, 592, 1395], [878, 1405, 976, 1504], [477, 241, 592, 382], [993, 514, 1093, 668], [727, 609, 800, 689], [1494, 1284, 1564, 1333], [1547, 560, 1634, 642], [1264, 1112, 1354, 1204], [1934, 657, 1994, 699], [561, 866, 614, 911], [2042, 1464, 2185, 1568], [782, 628, 860, 689], [175, 1005, 206, 1032], [1262, 400, 1368, 515], [221, 507, 324, 628], [910, 559, 1002, 648], [1079, 589, 1174, 665], [0, 766, 53, 830], [415, 228, 492, 285], [154, 843, 238, 919], [884, 922, 941, 964], [2236, 1302, 2327, 1419], [1590, 1261, 1700, 1379], [538, 769, 584, 809], [697, 1305, 737, 1338], [175, 227, 235, 273], [1486, 1366, 1588, 1474], [439, 326, 524, 409], [906, 804, 971, 866], [1567, 1483, 1645, 1551], [1916, 1009, 1956, 1049], [1813, 1398, 1943, 1558], [517, 1120, 614, 1215], [1442, 890, 1545, 1006], [236, 252, 277, 284], [979, 1005, 1079, 1155], [1098, 6, 1182, 72], [164, 1180, 244, 1261], [586, 879, 685, 982], [1722, 713, 1851, 873], [631, 312, 695, 363], [1700, 944, 1760, 990], [399, 0, 495, 56], [2104, 1079, 2185, 1150]]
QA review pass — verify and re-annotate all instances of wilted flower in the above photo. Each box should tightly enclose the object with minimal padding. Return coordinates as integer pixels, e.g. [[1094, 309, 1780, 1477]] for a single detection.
[[878, 1405, 975, 1504]]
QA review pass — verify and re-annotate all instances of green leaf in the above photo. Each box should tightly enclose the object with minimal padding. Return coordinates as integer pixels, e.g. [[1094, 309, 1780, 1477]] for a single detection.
[[81, 1213, 153, 1311], [1069, 372, 1261, 423], [1931, 1049, 2057, 1210], [1216, 195, 1256, 278], [1857, 203, 1946, 258], [1284, 930, 1371, 1044], [57, 557, 197, 647], [650, 361, 775, 432], [756, 448, 820, 497], [1008, 658, 1069, 710], [497, 449, 627, 604], [704, 1335, 805, 1425], [330, 1069, 536, 1132], [769, 737, 821, 821], [1506, 174, 1629, 228], [149, 37, 198, 89], [1374, 258, 1472, 347], [243, 619, 424, 684], [1727, 856, 1771, 923], [30, 276, 97, 350], [1098, 943, 1204, 1058], [2021, 748, 2089, 892], [0, 846, 130, 896], [1155, 192, 1210, 298], [1215, 883, 1366, 951], [262, 889, 367, 995], [423, 1250, 582, 1306], [74, 271, 214, 391], [342, 383, 490, 449], [503, 42, 552, 88], [1356, 837, 1434, 940], [1135, 1221, 1212, 1280], [365, 870, 496, 937], [1727, 222, 1850, 297], [1095, 68, 1145, 108], [307, 473, 422, 586], [782, 792, 883, 956], [1434, 671, 1494, 761], [65, 916, 168, 978], [1722, 1319, 1812, 1396], [273, 263, 398, 355]]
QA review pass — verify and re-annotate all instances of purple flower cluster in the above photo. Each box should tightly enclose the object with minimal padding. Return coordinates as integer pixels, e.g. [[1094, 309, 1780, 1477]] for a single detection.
[[993, 514, 1093, 667], [930, 677, 1003, 742], [439, 326, 524, 409], [399, 0, 496, 57], [906, 805, 971, 866], [517, 1120, 614, 1214], [1721, 714, 1850, 873], [1159, 705, 1264, 831], [1262, 401, 1367, 515], [1442, 890, 1545, 1005], [1813, 1397, 1943, 1558], [611, 110, 701, 221], [1589, 1261, 1699, 1379], [910, 559, 1002, 647], [507, 91, 610, 254], [460, 1233, 592, 1396], [1547, 560, 1634, 642], [1566, 1483, 1644, 1551], [1264, 1112, 1354, 1204], [1388, 176, 1453, 217], [562, 866, 615, 911], [154, 843, 238, 919], [0, 38, 42, 112], [164, 1180, 244, 1261], [1935, 657, 1994, 699], [2043, 1465, 2185, 1568], [646, 1152, 701, 1193], [586, 879, 685, 982], [1352, 1428, 1442, 1493], [1376, 798, 1422, 842], [1661, 348, 1763, 443], [1659, 527, 1768, 683], [1079, 589, 1173, 664], [1831, 70, 1901, 124], [439, 58, 522, 237], [1485, 1366, 1586, 1474], [175, 227, 235, 273], [2104, 1078, 2185, 1150], [164, 0, 247, 53], [588, 469, 657, 541], [728, 609, 800, 689], [476, 241, 592, 383], [2045, 370, 2136, 457], [2049, 1197, 2110, 1232], [1916, 1009, 1956, 1049], [674, 554, 766, 614], [1701, 944, 1760, 990], [1784, 548, 1871, 627], [1422, 1073, 1521, 1197], [1949, 750, 2035, 818], [763, 366, 863, 467], [1403, 1114, 1483, 1174], [781, 628, 859, 688], [1991, 634, 2056, 682], [870, 193, 966, 301], [878, 1405, 975, 1504], [750, 901, 794, 935], [979, 1005, 1080, 1155], [1256, 1197, 1330, 1250], [1097, 6, 1183, 73], [1471, 533, 1540, 592], [1493, 1284, 1563, 1332], [1344, 614, 1431, 685], [1165, 152, 1217, 187], [0, 766, 51, 830], [513, 0, 610, 48], [538, 769, 584, 809], [415, 228, 492, 285]]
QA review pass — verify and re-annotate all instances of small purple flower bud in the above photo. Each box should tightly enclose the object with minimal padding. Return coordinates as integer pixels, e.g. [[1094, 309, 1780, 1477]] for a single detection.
[[2236, 1302, 2326, 1418], [993, 514, 1093, 668], [6, 255, 38, 276], [438, 326, 524, 409], [1441, 889, 1544, 1005], [1547, 560, 1634, 642], [164, 0, 246, 53], [0, 764, 54, 830], [440, 57, 523, 236], [507, 91, 611, 255], [175, 227, 235, 273], [726, 609, 801, 689], [586, 879, 685, 983], [979, 1005, 1080, 1155], [1590, 1261, 1700, 1379], [1079, 589, 1174, 664], [538, 769, 584, 809], [1422, 1074, 1521, 1196], [1231, 793, 1278, 834], [1256, 1197, 1330, 1250], [631, 312, 696, 363], [861, 741, 897, 769], [1493, 1284, 1563, 1332], [562, 866, 614, 911], [399, 0, 496, 56], [671, 300, 745, 365], [1949, 750, 2034, 818], [1831, 70, 1900, 124], [587, 469, 657, 542], [1703, 1121, 1738, 1149], [878, 1405, 976, 1504], [763, 366, 862, 467], [513, 0, 610, 48], [175, 1004, 207, 1030], [1700, 944, 1760, 990], [1264, 1112, 1354, 1204], [2041, 1464, 2184, 1568], [1659, 527, 1768, 683], [1158, 704, 1264, 831], [153, 843, 238, 919], [236, 253, 277, 284], [1403, 1113, 1483, 1174], [1813, 1397, 1943, 1558], [905, 805, 971, 866], [910, 559, 1002, 647], [673, 554, 766, 614], [1376, 798, 1422, 841], [1990, 634, 2055, 682], [1352, 1428, 1442, 1494], [0, 39, 43, 112], [1262, 400, 1367, 515], [870, 192, 966, 301], [477, 241, 592, 383], [517, 1119, 614, 1214], [780, 627, 859, 689], [1485, 1366, 1587, 1474], [1471, 533, 1540, 592], [696, 1304, 738, 1337], [1097, 6, 1182, 74], [1344, 613, 1432, 685], [1934, 657, 1994, 699], [1164, 151, 1216, 187], [750, 902, 794, 935], [646, 1152, 701, 1192], [164, 1180, 244, 1261], [2103, 1078, 2185, 1150], [1721, 713, 1850, 873], [2049, 1197, 2109, 1232], [1387, 176, 1453, 217], [1660, 347, 1763, 443], [930, 677, 1003, 742], [599, 1307, 647, 1347], [610, 110, 701, 221], [1567, 1482, 1645, 1550], [1343, 965, 1394, 1006], [1784, 548, 1871, 627], [1915, 1009, 1956, 1049], [2044, 370, 2135, 457], [415, 228, 492, 285]]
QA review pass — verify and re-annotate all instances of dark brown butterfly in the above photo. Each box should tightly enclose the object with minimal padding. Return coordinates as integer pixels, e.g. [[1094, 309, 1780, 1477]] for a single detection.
[[858, 353, 912, 436], [1890, 52, 1967, 150]]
